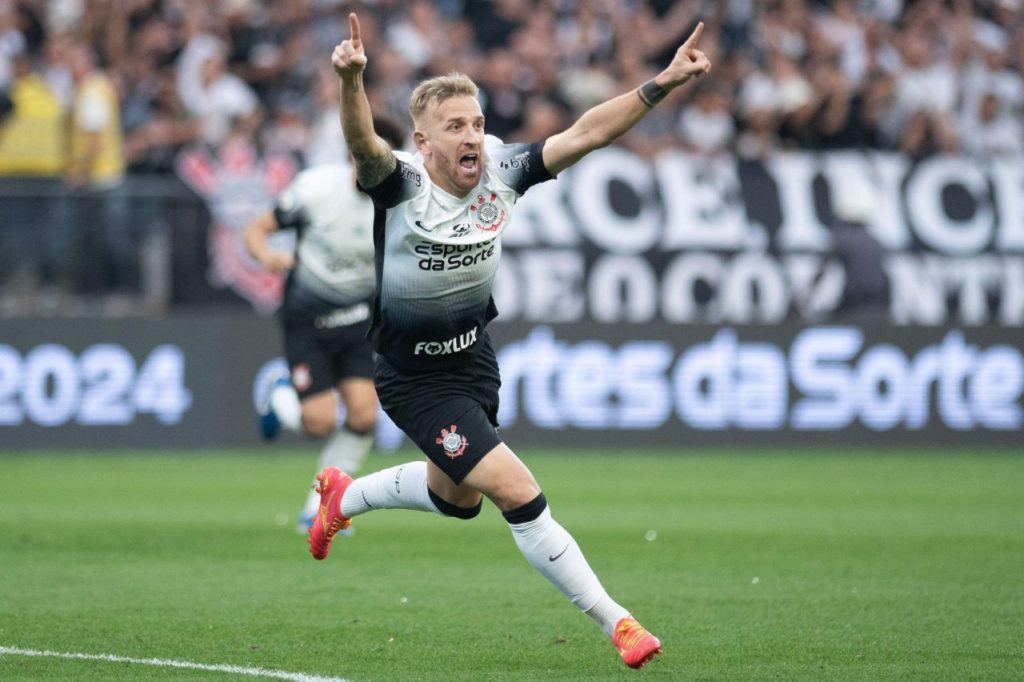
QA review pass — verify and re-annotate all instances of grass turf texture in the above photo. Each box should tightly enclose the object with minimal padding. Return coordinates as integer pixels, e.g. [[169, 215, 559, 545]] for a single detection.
[[1, 449, 1022, 681]]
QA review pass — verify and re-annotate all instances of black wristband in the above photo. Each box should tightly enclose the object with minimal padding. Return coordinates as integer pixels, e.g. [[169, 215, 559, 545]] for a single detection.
[[637, 79, 669, 108]]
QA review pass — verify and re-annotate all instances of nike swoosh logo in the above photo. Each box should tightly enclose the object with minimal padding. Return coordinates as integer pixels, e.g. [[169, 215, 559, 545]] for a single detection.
[[414, 220, 437, 232], [548, 544, 569, 562]]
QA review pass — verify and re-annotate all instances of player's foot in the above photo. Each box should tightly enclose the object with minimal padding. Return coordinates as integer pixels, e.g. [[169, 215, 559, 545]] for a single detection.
[[612, 616, 662, 669], [308, 467, 353, 560], [256, 371, 291, 441], [297, 511, 353, 537]]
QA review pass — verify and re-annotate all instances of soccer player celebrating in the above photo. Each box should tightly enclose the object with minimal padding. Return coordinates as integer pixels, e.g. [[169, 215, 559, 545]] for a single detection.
[[309, 12, 710, 669], [244, 116, 406, 531]]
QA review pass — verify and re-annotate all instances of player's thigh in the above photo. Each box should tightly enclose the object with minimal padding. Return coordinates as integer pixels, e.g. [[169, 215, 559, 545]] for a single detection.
[[335, 377, 377, 432], [458, 443, 541, 512]]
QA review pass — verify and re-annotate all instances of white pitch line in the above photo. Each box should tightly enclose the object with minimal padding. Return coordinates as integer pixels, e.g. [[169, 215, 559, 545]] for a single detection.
[[0, 645, 350, 682]]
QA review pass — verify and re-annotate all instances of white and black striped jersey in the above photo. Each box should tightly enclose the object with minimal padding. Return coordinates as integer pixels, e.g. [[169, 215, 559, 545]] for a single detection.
[[273, 163, 375, 322], [363, 135, 553, 370]]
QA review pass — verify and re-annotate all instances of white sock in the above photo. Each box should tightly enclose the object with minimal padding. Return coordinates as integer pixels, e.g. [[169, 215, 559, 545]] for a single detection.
[[508, 505, 629, 637], [321, 427, 374, 474], [302, 428, 375, 518], [339, 461, 441, 518], [270, 383, 303, 433]]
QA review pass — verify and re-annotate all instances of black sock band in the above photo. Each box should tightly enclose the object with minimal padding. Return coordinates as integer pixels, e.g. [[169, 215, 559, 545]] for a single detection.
[[502, 492, 548, 525], [428, 487, 482, 519]]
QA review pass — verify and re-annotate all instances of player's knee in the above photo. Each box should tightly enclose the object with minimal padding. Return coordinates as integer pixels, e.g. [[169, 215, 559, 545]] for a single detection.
[[501, 492, 547, 525], [300, 410, 334, 438], [343, 406, 376, 434]]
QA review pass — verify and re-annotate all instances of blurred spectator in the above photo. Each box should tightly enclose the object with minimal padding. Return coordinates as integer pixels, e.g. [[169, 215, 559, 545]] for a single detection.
[[479, 47, 528, 140], [305, 65, 348, 167], [0, 1, 26, 91], [63, 40, 132, 297], [959, 91, 1024, 158], [384, 0, 447, 72], [0, 53, 64, 175], [829, 179, 889, 322], [891, 28, 960, 155], [177, 36, 260, 147], [66, 41, 123, 190], [677, 83, 735, 155]]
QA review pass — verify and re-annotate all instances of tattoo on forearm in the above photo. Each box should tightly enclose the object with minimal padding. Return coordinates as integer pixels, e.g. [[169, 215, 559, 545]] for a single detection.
[[355, 150, 397, 188], [637, 79, 669, 108]]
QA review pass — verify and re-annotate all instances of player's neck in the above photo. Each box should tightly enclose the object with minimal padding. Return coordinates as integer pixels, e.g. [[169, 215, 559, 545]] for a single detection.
[[424, 163, 475, 200]]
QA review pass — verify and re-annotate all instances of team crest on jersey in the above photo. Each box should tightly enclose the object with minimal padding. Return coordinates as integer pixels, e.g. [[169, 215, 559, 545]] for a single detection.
[[436, 424, 468, 459], [470, 192, 506, 232], [175, 138, 297, 312]]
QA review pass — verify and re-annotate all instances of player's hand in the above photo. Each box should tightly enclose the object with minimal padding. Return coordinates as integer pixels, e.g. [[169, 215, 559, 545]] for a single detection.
[[260, 250, 295, 274], [659, 22, 711, 88], [332, 13, 367, 78]]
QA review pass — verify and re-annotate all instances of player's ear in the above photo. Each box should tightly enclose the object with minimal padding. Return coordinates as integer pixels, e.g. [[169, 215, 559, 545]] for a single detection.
[[413, 129, 430, 156]]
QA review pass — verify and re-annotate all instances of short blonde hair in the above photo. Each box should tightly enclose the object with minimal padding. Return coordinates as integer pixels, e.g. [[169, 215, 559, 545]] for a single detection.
[[409, 72, 479, 124]]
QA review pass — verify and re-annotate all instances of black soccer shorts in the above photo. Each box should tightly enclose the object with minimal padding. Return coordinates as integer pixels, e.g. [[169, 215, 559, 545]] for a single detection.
[[374, 335, 503, 484], [282, 319, 375, 399]]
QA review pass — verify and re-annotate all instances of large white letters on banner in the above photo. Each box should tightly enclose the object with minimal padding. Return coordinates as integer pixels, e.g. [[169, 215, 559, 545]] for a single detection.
[[496, 326, 1023, 434], [495, 150, 1024, 327]]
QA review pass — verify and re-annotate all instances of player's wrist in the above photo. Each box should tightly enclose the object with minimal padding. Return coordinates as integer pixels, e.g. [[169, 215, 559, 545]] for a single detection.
[[637, 78, 670, 108]]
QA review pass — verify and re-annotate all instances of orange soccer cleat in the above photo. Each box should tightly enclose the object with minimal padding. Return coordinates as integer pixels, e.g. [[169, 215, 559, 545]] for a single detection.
[[612, 616, 662, 669], [307, 467, 353, 560]]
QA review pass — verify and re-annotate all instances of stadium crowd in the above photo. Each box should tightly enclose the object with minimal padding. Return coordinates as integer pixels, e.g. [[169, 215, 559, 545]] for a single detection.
[[1, 0, 1022, 178], [0, 0, 1022, 312]]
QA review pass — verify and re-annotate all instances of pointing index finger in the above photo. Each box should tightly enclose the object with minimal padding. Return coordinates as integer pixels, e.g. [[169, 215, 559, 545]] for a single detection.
[[349, 12, 362, 47], [683, 21, 704, 50]]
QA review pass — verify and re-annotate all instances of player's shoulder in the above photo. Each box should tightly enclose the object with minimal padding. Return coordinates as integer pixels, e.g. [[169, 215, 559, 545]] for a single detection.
[[485, 135, 547, 193], [290, 163, 353, 197]]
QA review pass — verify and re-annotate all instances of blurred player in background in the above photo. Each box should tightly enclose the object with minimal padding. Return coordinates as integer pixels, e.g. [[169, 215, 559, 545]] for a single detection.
[[305, 12, 710, 670], [244, 115, 406, 532]]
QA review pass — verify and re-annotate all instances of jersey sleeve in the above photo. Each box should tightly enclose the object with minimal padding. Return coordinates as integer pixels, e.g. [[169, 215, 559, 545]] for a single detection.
[[273, 183, 309, 231], [360, 156, 423, 209], [490, 139, 553, 196]]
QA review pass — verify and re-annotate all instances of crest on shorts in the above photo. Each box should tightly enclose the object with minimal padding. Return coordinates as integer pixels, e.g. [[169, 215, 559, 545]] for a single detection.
[[470, 192, 505, 232], [291, 363, 312, 392], [435, 424, 468, 459]]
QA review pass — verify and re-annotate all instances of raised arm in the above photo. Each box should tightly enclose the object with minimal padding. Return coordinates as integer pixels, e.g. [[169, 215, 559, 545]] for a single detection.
[[542, 22, 711, 176], [331, 13, 396, 188]]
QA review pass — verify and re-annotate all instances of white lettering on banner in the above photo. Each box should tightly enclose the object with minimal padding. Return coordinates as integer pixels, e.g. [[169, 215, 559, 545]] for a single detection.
[[821, 152, 910, 250], [656, 152, 749, 250], [498, 327, 674, 429], [496, 327, 1024, 432], [768, 155, 833, 251], [992, 160, 1024, 251], [673, 330, 787, 429], [570, 149, 660, 254], [0, 344, 192, 427], [494, 149, 1024, 326]]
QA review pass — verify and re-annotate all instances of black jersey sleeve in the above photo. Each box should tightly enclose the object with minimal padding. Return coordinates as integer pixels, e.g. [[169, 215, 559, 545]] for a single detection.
[[273, 187, 309, 231], [492, 140, 554, 196], [360, 158, 423, 209]]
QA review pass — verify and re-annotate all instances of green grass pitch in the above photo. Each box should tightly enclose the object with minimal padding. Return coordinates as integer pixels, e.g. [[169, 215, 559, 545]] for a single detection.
[[1, 448, 1022, 681]]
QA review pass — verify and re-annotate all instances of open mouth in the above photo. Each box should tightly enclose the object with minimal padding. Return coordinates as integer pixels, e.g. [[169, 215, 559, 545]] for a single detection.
[[458, 153, 479, 171]]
